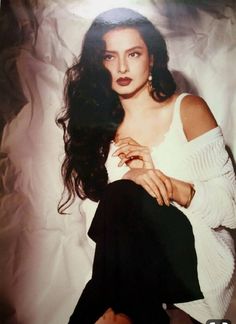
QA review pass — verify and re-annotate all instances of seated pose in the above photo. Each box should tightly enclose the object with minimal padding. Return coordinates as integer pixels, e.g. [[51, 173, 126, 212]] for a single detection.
[[56, 7, 236, 324]]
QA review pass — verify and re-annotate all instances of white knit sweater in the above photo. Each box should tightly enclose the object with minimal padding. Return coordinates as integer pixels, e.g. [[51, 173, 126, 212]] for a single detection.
[[105, 93, 236, 323]]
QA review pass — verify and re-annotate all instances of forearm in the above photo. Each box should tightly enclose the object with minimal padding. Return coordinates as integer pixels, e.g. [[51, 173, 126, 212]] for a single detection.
[[123, 166, 195, 207], [186, 176, 236, 229], [170, 171, 236, 229], [170, 177, 195, 208]]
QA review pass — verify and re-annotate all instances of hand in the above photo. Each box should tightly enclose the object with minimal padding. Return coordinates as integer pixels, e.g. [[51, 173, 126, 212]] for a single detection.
[[112, 137, 155, 169], [123, 168, 173, 206]]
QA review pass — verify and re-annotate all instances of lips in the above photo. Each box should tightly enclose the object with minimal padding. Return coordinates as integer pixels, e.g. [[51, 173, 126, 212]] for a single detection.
[[116, 77, 132, 86]]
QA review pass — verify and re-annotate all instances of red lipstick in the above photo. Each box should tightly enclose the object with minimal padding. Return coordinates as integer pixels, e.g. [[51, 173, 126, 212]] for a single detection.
[[116, 77, 132, 86]]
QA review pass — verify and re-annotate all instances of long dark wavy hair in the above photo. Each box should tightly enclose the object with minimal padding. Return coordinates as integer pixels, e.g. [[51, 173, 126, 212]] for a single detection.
[[56, 7, 176, 214]]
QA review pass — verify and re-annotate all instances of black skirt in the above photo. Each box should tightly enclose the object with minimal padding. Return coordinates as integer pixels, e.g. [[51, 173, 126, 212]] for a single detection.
[[69, 180, 204, 324]]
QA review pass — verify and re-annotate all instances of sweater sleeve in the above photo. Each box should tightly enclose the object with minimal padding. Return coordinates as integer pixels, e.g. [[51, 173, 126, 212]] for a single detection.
[[180, 131, 236, 229]]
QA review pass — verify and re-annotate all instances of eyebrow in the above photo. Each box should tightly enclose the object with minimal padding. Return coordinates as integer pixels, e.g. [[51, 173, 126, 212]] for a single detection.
[[104, 46, 144, 53]]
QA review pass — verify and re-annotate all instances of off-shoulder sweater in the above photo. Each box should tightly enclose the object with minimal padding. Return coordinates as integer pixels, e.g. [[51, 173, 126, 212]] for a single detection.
[[105, 93, 236, 323]]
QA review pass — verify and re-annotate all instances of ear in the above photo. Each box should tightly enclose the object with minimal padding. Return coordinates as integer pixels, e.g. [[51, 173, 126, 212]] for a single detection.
[[149, 54, 154, 69]]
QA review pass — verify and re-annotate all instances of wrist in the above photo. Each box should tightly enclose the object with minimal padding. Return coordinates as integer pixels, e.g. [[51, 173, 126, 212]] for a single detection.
[[170, 178, 196, 207], [122, 171, 130, 180], [183, 184, 196, 208]]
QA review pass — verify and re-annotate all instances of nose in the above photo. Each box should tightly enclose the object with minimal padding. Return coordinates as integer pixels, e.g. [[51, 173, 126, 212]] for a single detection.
[[118, 56, 128, 74]]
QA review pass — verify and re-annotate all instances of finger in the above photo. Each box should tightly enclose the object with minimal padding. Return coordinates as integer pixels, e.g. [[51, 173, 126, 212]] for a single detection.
[[118, 157, 126, 167], [163, 178, 173, 199], [118, 156, 137, 167], [126, 149, 146, 159], [125, 149, 153, 165], [114, 145, 148, 158], [154, 177, 170, 206], [118, 153, 126, 159], [112, 144, 139, 157], [139, 182, 157, 199], [126, 147, 154, 169], [117, 154, 127, 167], [112, 145, 130, 157], [147, 171, 170, 206], [155, 170, 173, 199], [143, 175, 164, 205], [115, 137, 140, 146]]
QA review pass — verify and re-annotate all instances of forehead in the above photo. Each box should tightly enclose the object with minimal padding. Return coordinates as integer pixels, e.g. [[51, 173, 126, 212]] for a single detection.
[[102, 27, 147, 50]]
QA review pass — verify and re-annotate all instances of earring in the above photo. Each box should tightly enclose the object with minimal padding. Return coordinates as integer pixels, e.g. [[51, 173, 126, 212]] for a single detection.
[[148, 72, 153, 92], [148, 73, 152, 82]]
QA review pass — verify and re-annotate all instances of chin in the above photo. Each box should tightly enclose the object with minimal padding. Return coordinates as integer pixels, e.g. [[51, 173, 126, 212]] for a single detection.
[[117, 86, 147, 99], [114, 81, 148, 98], [117, 90, 136, 99]]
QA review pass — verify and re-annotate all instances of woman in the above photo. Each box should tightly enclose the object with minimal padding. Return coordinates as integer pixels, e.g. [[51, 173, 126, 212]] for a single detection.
[[56, 7, 236, 324]]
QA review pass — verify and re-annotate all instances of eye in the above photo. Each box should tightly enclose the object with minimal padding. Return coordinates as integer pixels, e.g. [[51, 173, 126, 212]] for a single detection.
[[129, 52, 141, 58], [103, 54, 114, 61]]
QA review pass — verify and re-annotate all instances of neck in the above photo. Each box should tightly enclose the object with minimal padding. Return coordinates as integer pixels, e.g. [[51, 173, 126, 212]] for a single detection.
[[119, 84, 160, 117]]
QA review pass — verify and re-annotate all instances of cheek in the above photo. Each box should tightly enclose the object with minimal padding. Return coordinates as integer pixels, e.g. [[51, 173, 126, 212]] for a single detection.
[[104, 64, 116, 81], [134, 59, 150, 74], [143, 58, 151, 72]]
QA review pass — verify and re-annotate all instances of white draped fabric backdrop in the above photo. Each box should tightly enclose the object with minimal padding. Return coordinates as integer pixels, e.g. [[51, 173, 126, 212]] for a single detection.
[[0, 1, 236, 323]]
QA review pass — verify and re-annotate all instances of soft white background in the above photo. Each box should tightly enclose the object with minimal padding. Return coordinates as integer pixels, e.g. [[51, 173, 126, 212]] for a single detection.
[[0, 1, 236, 323]]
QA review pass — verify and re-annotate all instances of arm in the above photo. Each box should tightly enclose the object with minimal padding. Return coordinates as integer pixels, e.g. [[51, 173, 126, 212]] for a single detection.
[[112, 95, 219, 207], [177, 95, 236, 229], [180, 94, 218, 141], [111, 138, 173, 206], [169, 95, 218, 207], [110, 95, 236, 227], [185, 163, 236, 229]]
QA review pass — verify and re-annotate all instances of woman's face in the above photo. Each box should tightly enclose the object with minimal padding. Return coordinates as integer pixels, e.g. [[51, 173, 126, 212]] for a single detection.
[[102, 27, 153, 98]]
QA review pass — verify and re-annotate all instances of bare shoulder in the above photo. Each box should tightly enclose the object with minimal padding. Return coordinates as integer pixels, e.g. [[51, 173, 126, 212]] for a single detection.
[[180, 94, 218, 141]]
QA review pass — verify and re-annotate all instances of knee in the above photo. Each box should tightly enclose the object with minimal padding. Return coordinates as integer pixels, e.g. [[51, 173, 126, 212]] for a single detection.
[[107, 179, 137, 189], [105, 179, 140, 196], [92, 180, 143, 235], [97, 179, 145, 210]]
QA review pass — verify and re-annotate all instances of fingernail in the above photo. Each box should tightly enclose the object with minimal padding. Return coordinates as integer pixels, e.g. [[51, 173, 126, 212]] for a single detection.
[[157, 199, 163, 206]]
